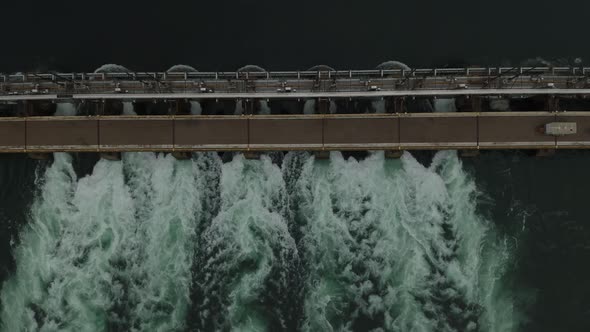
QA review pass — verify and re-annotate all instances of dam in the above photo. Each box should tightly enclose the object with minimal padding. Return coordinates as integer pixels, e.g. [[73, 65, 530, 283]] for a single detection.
[[2, 63, 588, 332], [2, 66, 590, 153]]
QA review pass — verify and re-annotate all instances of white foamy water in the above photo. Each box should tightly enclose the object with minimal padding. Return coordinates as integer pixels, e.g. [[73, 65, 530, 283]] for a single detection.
[[122, 102, 136, 115], [259, 100, 271, 115], [292, 151, 519, 331], [121, 153, 213, 331], [0, 152, 222, 331], [0, 154, 138, 331], [372, 99, 386, 113], [303, 100, 316, 115], [190, 101, 202, 115], [434, 98, 458, 113], [191, 154, 298, 331], [0, 123, 520, 332], [54, 103, 77, 116]]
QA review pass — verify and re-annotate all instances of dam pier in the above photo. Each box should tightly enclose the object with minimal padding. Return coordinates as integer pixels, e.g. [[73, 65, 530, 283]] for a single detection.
[[2, 66, 590, 155]]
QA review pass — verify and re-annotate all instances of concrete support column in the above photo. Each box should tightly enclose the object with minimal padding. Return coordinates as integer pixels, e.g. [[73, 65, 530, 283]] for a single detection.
[[385, 150, 403, 158], [101, 152, 122, 161], [545, 96, 559, 112], [172, 100, 191, 115], [384, 97, 397, 113], [20, 101, 56, 116], [28, 153, 53, 160], [18, 101, 30, 116], [316, 98, 329, 114], [313, 151, 330, 159], [455, 96, 468, 112], [460, 150, 479, 157], [471, 96, 482, 113], [455, 96, 481, 112], [244, 151, 261, 159], [75, 101, 88, 116], [242, 99, 259, 115], [172, 151, 191, 160], [102, 100, 124, 115], [395, 97, 406, 113]]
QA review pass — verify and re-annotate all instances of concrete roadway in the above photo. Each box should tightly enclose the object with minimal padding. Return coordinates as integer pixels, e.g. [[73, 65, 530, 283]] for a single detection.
[[0, 112, 588, 153]]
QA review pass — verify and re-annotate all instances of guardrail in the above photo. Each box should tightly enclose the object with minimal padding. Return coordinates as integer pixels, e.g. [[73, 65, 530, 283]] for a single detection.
[[2, 67, 590, 82], [0, 67, 589, 102]]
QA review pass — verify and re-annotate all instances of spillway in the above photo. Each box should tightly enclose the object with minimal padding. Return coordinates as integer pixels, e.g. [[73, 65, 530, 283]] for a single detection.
[[2, 85, 588, 331]]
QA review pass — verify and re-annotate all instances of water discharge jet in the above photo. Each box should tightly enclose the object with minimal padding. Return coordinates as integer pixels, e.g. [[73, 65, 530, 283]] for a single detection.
[[0, 149, 524, 331]]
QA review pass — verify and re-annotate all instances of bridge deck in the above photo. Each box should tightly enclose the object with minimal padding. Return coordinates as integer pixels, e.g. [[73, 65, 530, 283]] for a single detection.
[[1, 112, 589, 153]]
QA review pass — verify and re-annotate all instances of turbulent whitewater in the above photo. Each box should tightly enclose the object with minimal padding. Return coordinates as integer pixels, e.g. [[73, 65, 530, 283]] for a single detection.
[[0, 145, 521, 332]]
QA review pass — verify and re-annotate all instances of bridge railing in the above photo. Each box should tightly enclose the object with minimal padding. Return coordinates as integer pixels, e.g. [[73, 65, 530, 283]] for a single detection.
[[0, 67, 589, 98], [2, 67, 589, 83]]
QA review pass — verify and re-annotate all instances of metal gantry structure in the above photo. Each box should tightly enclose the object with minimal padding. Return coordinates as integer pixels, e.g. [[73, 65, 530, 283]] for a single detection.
[[1, 67, 590, 102]]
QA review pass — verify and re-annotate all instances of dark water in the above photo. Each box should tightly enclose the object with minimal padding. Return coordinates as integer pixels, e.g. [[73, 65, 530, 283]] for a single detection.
[[0, 155, 42, 283], [464, 151, 590, 332]]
